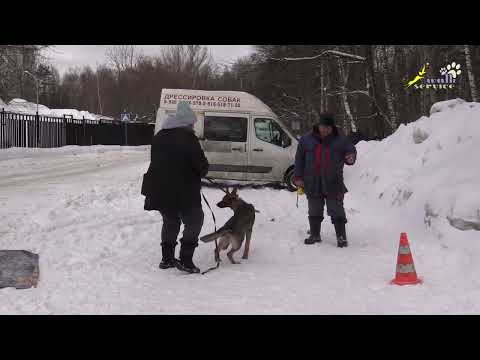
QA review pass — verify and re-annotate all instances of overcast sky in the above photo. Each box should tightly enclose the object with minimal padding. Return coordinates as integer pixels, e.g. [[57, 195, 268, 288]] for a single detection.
[[44, 45, 253, 76]]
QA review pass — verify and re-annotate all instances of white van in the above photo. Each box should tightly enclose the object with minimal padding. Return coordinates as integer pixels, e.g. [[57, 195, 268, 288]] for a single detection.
[[155, 89, 299, 191]]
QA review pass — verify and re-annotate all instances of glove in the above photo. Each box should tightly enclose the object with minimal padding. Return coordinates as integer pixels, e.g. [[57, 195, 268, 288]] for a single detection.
[[293, 176, 304, 188], [344, 153, 356, 165]]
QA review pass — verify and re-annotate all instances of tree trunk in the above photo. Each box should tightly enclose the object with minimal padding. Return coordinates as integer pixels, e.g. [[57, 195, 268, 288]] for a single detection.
[[464, 45, 478, 102], [96, 72, 103, 114], [325, 59, 330, 112], [336, 57, 356, 134], [19, 47, 25, 98], [429, 47, 439, 107], [320, 61, 326, 113], [380, 45, 397, 130], [419, 46, 430, 116], [365, 45, 387, 137]]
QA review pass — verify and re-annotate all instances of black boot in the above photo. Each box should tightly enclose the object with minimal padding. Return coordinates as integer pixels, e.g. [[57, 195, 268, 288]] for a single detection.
[[175, 244, 200, 274], [334, 222, 348, 248], [305, 216, 322, 244], [159, 244, 177, 269]]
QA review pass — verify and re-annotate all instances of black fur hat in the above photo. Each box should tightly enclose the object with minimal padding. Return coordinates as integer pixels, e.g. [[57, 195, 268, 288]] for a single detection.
[[318, 112, 336, 127]]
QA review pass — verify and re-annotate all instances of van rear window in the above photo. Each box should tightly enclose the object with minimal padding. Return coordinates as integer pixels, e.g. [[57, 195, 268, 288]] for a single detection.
[[204, 116, 247, 142]]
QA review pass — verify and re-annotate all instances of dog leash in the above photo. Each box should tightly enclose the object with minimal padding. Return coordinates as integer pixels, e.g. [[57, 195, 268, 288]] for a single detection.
[[200, 191, 221, 275], [204, 176, 260, 213], [204, 176, 229, 194]]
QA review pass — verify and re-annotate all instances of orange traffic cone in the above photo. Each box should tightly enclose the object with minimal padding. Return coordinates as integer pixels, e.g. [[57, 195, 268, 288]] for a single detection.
[[391, 232, 422, 285]]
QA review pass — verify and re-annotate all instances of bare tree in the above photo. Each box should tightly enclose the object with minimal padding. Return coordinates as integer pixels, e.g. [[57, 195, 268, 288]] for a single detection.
[[336, 57, 356, 134], [160, 45, 213, 88], [0, 45, 52, 101], [185, 45, 210, 87], [319, 61, 326, 113], [161, 45, 186, 74], [464, 45, 478, 102], [106, 45, 140, 74], [365, 45, 388, 137], [380, 45, 397, 130], [96, 68, 103, 114], [271, 49, 366, 62]]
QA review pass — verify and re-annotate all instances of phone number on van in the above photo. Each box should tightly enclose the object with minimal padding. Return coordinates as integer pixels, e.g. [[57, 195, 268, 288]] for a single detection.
[[163, 99, 241, 108]]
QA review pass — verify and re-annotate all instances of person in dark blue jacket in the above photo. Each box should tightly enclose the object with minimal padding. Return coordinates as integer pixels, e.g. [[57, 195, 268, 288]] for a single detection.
[[293, 113, 357, 247]]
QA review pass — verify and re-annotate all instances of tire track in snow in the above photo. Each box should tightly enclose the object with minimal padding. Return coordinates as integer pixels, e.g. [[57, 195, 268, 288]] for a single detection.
[[0, 155, 148, 189]]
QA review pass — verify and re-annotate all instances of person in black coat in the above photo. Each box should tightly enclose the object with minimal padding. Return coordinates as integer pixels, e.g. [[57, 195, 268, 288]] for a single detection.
[[141, 101, 209, 273]]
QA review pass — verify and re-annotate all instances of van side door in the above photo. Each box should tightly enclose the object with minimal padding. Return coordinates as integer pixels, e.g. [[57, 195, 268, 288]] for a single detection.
[[201, 112, 249, 181]]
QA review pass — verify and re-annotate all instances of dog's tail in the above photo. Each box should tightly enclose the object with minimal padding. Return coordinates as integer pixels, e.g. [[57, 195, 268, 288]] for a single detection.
[[200, 229, 231, 243]]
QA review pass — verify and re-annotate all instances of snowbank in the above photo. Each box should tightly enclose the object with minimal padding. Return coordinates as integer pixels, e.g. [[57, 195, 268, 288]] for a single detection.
[[3, 98, 113, 121], [346, 98, 480, 234], [429, 98, 467, 115], [7, 98, 52, 115]]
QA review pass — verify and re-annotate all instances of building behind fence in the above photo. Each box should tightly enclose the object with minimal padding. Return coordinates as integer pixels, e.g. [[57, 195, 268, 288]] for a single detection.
[[0, 109, 155, 149]]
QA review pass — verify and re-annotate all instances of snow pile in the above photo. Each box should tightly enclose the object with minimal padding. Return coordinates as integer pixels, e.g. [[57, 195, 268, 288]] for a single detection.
[[429, 98, 467, 115], [3, 98, 113, 121], [346, 98, 480, 234], [47, 108, 112, 121], [6, 98, 51, 114]]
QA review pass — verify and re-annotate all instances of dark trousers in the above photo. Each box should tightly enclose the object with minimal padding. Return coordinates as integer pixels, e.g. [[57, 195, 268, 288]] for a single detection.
[[159, 206, 204, 248], [307, 193, 347, 224]]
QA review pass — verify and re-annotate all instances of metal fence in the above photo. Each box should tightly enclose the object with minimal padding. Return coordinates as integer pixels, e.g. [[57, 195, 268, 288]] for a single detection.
[[0, 109, 154, 149]]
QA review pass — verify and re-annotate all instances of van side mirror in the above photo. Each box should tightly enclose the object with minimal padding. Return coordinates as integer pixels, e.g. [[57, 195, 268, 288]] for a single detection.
[[281, 133, 291, 148]]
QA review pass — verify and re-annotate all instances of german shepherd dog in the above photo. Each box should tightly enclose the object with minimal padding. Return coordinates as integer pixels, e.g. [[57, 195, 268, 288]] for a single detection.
[[200, 187, 256, 264]]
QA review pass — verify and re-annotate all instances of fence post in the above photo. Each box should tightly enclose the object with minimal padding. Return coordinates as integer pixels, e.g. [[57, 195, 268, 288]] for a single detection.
[[25, 113, 29, 148], [1, 108, 3, 149], [35, 111, 40, 147], [82, 116, 86, 146], [63, 115, 67, 146]]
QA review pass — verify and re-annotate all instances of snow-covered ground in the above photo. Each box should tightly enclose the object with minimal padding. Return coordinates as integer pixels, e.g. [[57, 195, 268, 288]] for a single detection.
[[2, 98, 113, 121], [1, 99, 479, 314]]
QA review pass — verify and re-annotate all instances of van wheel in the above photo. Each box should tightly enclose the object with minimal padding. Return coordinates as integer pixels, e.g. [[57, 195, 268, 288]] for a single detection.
[[284, 169, 297, 192]]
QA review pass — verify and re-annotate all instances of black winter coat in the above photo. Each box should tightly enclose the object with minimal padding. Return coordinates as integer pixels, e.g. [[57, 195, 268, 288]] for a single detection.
[[141, 127, 209, 212]]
